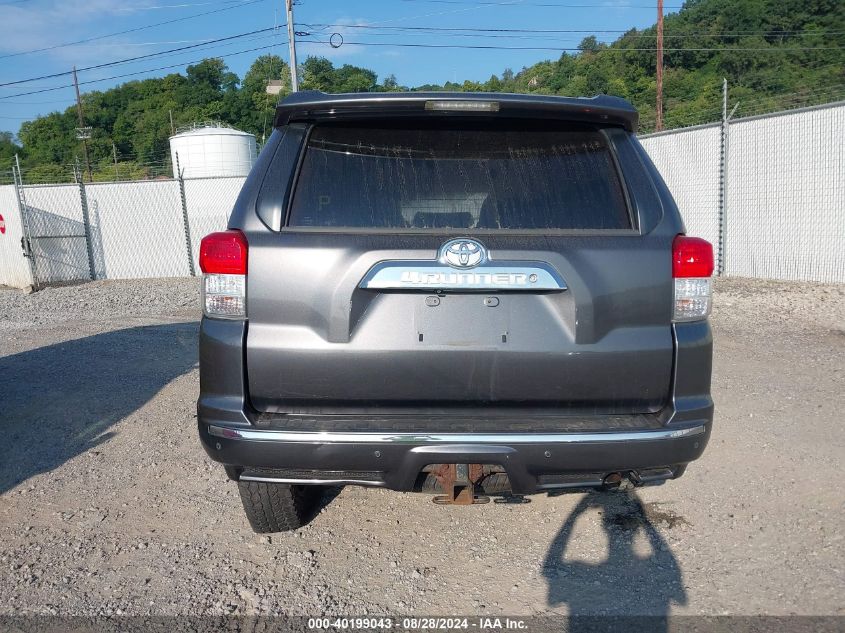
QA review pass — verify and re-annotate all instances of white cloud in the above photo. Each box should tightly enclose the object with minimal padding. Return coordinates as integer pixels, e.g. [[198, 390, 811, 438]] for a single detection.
[[0, 0, 192, 65]]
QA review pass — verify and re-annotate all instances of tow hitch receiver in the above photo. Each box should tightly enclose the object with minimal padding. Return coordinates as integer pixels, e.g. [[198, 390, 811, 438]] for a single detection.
[[432, 464, 490, 505]]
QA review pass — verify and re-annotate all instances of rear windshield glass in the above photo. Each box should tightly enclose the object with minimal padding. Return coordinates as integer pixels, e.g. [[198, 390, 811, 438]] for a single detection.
[[287, 123, 631, 230]]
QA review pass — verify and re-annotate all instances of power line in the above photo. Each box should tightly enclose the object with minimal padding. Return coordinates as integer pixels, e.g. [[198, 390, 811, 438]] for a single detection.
[[0, 98, 74, 105], [113, 0, 264, 10], [295, 31, 839, 47], [399, 0, 685, 7], [0, 27, 277, 87], [2, 38, 839, 103], [296, 25, 845, 45], [0, 40, 288, 100], [0, 30, 281, 101], [299, 38, 844, 52], [0, 31, 283, 100], [0, 86, 74, 99], [48, 38, 238, 49], [0, 0, 269, 60], [299, 22, 845, 38]]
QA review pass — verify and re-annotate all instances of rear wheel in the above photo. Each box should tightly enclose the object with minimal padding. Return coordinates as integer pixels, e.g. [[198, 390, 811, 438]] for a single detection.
[[237, 481, 325, 533]]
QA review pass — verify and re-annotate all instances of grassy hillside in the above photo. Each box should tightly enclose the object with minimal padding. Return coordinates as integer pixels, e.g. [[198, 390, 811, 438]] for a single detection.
[[418, 0, 845, 130]]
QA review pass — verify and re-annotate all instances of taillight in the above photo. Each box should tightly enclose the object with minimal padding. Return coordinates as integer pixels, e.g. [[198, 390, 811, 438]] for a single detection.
[[199, 230, 247, 319], [672, 235, 713, 322]]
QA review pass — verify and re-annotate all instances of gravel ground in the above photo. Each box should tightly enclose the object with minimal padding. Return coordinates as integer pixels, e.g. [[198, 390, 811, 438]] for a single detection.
[[0, 277, 843, 617]]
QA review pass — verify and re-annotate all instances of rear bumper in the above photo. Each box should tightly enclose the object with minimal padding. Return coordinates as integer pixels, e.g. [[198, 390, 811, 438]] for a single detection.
[[197, 317, 714, 494], [198, 422, 710, 494]]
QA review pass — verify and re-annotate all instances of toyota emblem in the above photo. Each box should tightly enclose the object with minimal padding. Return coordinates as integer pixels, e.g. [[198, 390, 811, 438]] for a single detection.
[[439, 238, 487, 269]]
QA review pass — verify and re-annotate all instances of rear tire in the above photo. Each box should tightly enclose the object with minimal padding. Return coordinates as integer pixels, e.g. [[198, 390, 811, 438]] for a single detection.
[[237, 481, 324, 533]]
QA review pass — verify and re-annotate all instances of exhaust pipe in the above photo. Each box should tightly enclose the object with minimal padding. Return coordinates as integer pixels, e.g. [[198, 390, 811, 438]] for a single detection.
[[603, 468, 675, 490], [602, 472, 624, 489]]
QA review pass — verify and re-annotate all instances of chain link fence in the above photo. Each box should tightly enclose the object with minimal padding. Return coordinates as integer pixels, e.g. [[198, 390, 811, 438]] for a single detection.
[[15, 181, 92, 286], [86, 180, 193, 280], [724, 105, 844, 282], [0, 185, 31, 288], [183, 176, 247, 270], [1, 100, 843, 288], [640, 100, 845, 284], [639, 125, 722, 250], [0, 164, 245, 289]]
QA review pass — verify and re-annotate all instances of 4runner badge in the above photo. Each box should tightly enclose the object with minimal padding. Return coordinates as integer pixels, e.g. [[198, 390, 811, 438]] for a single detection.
[[359, 238, 567, 292]]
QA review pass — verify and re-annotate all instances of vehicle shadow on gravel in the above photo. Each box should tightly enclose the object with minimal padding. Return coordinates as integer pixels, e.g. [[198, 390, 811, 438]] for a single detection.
[[0, 322, 198, 495], [542, 491, 687, 628]]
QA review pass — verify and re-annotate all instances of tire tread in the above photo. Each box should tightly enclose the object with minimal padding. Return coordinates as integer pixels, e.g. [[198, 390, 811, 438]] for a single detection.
[[237, 481, 321, 533]]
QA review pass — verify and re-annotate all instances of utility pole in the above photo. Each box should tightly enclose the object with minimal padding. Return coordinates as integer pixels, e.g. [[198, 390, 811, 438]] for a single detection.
[[656, 0, 664, 131], [72, 66, 93, 182], [169, 109, 175, 136], [112, 143, 119, 181], [285, 0, 299, 91]]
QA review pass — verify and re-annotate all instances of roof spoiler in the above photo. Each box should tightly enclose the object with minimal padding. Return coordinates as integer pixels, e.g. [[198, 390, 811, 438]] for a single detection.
[[274, 91, 639, 132]]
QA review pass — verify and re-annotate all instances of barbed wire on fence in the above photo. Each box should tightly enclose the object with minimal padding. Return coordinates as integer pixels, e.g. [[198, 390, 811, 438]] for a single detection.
[[0, 153, 175, 186], [638, 81, 845, 133], [2, 142, 262, 186]]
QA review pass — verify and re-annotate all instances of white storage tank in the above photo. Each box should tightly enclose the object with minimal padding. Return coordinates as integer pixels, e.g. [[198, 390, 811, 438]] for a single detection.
[[169, 123, 257, 178]]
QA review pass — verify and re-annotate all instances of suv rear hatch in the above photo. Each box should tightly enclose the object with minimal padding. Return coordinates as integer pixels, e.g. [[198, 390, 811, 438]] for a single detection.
[[246, 99, 673, 415]]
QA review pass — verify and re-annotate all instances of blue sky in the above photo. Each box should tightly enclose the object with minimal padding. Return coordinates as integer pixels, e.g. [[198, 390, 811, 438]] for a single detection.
[[0, 0, 678, 134]]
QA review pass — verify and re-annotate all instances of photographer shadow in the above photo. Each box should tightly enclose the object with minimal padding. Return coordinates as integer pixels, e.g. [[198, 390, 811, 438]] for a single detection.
[[542, 490, 687, 631]]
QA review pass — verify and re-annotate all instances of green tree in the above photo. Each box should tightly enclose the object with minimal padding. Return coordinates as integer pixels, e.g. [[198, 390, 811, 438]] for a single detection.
[[10, 0, 845, 175], [300, 57, 337, 92], [380, 74, 403, 91], [578, 36, 601, 53], [335, 64, 378, 92], [237, 55, 290, 140], [0, 131, 22, 167]]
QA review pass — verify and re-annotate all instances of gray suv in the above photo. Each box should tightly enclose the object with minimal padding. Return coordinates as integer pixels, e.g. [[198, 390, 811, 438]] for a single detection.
[[197, 91, 714, 532]]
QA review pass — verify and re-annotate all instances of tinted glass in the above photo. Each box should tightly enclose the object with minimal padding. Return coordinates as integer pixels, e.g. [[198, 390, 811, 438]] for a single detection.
[[288, 124, 631, 230]]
